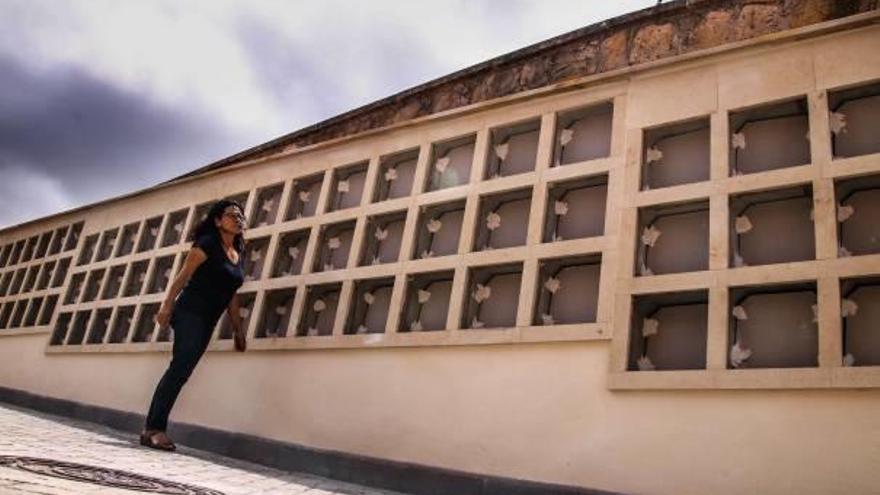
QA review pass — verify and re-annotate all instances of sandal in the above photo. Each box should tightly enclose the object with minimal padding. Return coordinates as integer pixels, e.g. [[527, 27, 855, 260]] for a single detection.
[[139, 430, 176, 451]]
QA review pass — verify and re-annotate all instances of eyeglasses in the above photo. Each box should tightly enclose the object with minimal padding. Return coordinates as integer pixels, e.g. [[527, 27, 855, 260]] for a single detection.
[[222, 211, 245, 221]]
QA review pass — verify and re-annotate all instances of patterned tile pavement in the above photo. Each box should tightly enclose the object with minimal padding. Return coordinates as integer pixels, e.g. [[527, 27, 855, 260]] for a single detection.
[[0, 403, 408, 495]]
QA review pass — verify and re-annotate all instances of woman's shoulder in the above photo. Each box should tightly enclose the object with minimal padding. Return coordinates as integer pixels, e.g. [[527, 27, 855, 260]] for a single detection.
[[193, 232, 219, 255]]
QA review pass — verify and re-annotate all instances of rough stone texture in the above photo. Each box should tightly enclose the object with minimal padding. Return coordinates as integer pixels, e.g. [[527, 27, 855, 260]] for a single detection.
[[175, 0, 879, 182]]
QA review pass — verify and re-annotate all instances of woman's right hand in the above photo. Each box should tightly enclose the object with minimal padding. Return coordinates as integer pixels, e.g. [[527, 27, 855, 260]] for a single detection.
[[155, 304, 173, 329]]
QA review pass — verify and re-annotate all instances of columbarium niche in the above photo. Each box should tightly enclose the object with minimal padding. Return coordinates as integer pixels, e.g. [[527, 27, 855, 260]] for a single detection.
[[285, 173, 324, 220], [328, 162, 369, 212], [216, 292, 255, 340], [22, 265, 38, 292], [108, 305, 135, 343], [48, 225, 67, 255], [50, 258, 71, 288], [0, 302, 14, 328], [132, 303, 159, 343], [729, 185, 815, 267], [22, 236, 36, 263], [256, 288, 296, 338], [138, 216, 162, 252], [66, 310, 92, 345], [86, 307, 113, 344], [161, 209, 188, 247], [0, 244, 10, 268], [485, 119, 540, 180], [345, 277, 394, 335], [533, 254, 601, 326], [412, 200, 465, 260], [9, 300, 28, 328], [35, 232, 51, 259], [50, 312, 72, 345], [835, 174, 880, 257], [0, 272, 12, 297], [641, 117, 710, 190], [272, 229, 310, 277], [96, 228, 118, 262], [628, 290, 708, 371], [298, 283, 341, 337], [242, 237, 270, 282], [360, 210, 406, 266], [374, 149, 418, 202], [553, 101, 614, 166], [461, 263, 523, 330], [473, 188, 532, 251], [399, 270, 454, 332], [9, 269, 25, 295], [36, 261, 55, 291], [840, 277, 880, 367], [124, 260, 149, 297], [81, 269, 105, 302], [729, 97, 811, 176], [828, 81, 880, 159], [728, 282, 818, 369], [77, 234, 98, 266], [426, 134, 476, 192], [147, 255, 175, 294], [65, 222, 83, 251], [636, 200, 709, 276], [250, 183, 284, 228], [38, 295, 57, 326], [188, 202, 213, 241], [64, 272, 85, 304], [102, 264, 126, 300], [543, 175, 607, 242], [23, 297, 43, 327], [116, 222, 139, 257], [313, 221, 355, 272]]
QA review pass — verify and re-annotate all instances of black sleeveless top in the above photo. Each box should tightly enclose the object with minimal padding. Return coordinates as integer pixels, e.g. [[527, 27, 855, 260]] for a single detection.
[[175, 233, 245, 325]]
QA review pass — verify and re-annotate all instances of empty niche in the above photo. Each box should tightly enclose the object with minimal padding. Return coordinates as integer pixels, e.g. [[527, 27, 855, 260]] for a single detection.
[[48, 225, 68, 256], [95, 228, 118, 262], [22, 236, 37, 262], [400, 270, 454, 332], [9, 268, 26, 295], [102, 264, 126, 300], [473, 188, 532, 251], [412, 200, 465, 259], [22, 265, 39, 292], [272, 229, 310, 277], [10, 239, 25, 265], [345, 277, 394, 335], [138, 216, 162, 252], [77, 234, 98, 265], [225, 191, 251, 209], [108, 305, 135, 343], [641, 117, 710, 190], [360, 211, 406, 266], [242, 237, 270, 282], [553, 102, 614, 166], [0, 271, 12, 296], [66, 310, 93, 345], [9, 299, 28, 328], [0, 244, 11, 267], [328, 162, 369, 212], [50, 312, 72, 345], [36, 261, 55, 290], [729, 97, 811, 176], [37, 295, 58, 326], [256, 288, 296, 338], [132, 303, 159, 342], [124, 260, 149, 297], [835, 174, 880, 257], [728, 282, 818, 369], [298, 283, 341, 336], [81, 268, 105, 302], [840, 276, 880, 367], [543, 175, 607, 242], [35, 231, 52, 259], [374, 149, 418, 202], [216, 292, 256, 340], [64, 272, 85, 304], [461, 263, 523, 329], [23, 297, 43, 327], [485, 119, 540, 180], [0, 301, 13, 328], [313, 220, 355, 272], [161, 209, 188, 247], [250, 183, 284, 228], [86, 307, 113, 344], [426, 134, 475, 192], [147, 255, 175, 294], [285, 173, 324, 220], [188, 202, 212, 242], [116, 222, 139, 257], [51, 257, 71, 288], [628, 290, 708, 371], [730, 185, 815, 267], [65, 222, 84, 251], [636, 200, 709, 276], [533, 254, 602, 326], [828, 81, 880, 159]]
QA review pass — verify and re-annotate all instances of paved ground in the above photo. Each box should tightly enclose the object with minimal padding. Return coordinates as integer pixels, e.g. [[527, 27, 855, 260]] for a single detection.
[[0, 403, 407, 495]]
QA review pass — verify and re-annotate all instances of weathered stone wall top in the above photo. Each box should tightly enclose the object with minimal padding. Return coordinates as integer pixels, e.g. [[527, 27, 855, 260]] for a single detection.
[[163, 0, 877, 181]]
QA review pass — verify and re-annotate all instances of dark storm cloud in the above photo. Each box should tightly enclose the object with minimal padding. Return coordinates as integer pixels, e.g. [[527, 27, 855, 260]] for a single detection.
[[0, 54, 244, 227]]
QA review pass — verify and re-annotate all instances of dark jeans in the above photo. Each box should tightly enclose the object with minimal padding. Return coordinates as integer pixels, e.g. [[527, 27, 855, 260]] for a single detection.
[[145, 306, 214, 432]]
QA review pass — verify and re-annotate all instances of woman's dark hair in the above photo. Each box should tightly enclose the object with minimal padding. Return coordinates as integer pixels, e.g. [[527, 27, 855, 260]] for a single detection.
[[190, 199, 245, 252]]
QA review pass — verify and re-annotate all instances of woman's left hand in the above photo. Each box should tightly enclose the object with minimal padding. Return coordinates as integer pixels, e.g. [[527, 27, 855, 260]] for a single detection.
[[233, 327, 247, 352]]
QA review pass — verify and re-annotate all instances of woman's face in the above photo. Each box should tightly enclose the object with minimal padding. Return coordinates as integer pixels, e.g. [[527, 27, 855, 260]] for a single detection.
[[215, 205, 245, 234]]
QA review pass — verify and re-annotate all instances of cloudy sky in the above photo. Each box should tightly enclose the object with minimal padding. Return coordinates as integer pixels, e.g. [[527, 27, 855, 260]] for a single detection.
[[0, 0, 655, 228]]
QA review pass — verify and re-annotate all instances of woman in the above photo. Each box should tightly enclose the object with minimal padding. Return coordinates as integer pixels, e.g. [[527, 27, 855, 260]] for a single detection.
[[140, 200, 248, 451]]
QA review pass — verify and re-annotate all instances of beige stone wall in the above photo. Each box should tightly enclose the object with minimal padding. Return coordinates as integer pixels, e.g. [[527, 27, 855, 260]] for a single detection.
[[1, 14, 880, 495]]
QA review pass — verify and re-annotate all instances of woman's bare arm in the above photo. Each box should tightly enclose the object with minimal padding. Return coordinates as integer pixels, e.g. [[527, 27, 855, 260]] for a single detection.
[[227, 293, 247, 351], [155, 246, 207, 328]]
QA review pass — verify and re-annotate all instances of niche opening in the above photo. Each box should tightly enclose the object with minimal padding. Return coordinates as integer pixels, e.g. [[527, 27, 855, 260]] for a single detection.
[[313, 221, 355, 272], [161, 209, 188, 247], [840, 276, 880, 367], [729, 97, 810, 176], [533, 254, 601, 326], [485, 120, 540, 180], [256, 288, 296, 338], [124, 260, 149, 297], [730, 185, 815, 267], [285, 173, 324, 220], [636, 200, 709, 276], [108, 305, 135, 343], [412, 200, 465, 260], [628, 290, 708, 371], [641, 117, 710, 190], [473, 188, 532, 251], [461, 263, 523, 329], [553, 102, 613, 166], [400, 270, 454, 332], [374, 149, 418, 202], [250, 183, 284, 228], [132, 303, 159, 343], [328, 162, 368, 212], [242, 237, 270, 282], [426, 135, 475, 192], [272, 229, 310, 277], [543, 175, 607, 242], [216, 292, 255, 340], [298, 283, 341, 336], [828, 81, 880, 159], [835, 174, 880, 257], [345, 277, 394, 335], [138, 216, 162, 252], [360, 211, 406, 266]]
